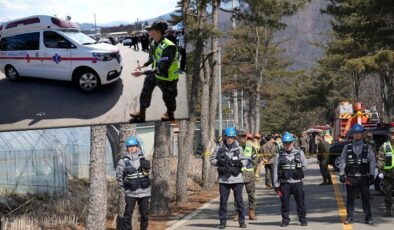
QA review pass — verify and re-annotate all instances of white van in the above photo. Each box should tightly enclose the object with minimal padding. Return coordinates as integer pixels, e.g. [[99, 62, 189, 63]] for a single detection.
[[0, 15, 123, 92]]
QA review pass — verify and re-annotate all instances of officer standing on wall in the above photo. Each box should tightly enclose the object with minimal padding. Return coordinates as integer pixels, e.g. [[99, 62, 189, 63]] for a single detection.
[[339, 124, 376, 225], [273, 132, 308, 227], [116, 136, 151, 230], [130, 21, 180, 122], [211, 127, 247, 229], [377, 125, 394, 217]]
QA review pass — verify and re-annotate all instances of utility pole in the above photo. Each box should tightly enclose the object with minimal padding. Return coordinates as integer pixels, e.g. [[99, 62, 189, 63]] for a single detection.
[[232, 0, 239, 128], [218, 47, 223, 135], [94, 13, 97, 37], [240, 90, 244, 130]]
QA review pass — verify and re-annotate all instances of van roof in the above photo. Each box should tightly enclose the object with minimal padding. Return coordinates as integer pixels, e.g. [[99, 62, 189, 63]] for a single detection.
[[0, 15, 80, 37]]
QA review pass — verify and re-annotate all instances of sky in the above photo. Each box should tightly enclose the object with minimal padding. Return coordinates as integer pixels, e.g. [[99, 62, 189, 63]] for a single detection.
[[0, 0, 179, 25]]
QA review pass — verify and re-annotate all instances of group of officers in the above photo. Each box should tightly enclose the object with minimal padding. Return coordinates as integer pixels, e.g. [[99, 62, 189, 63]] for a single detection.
[[210, 124, 394, 228]]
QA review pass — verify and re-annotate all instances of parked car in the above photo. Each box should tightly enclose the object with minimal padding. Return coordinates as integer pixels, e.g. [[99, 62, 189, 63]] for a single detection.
[[98, 38, 111, 44], [123, 37, 132, 46], [0, 15, 123, 92]]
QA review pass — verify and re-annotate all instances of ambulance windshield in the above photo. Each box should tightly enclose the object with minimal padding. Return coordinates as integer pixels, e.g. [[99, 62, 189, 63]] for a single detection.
[[63, 31, 97, 45]]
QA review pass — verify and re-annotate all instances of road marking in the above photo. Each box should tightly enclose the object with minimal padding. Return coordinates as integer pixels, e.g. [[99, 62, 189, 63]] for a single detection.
[[331, 173, 353, 230], [166, 196, 220, 230]]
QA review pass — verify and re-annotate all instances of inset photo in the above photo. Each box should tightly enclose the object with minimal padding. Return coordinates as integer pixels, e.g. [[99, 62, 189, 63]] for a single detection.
[[0, 7, 188, 132]]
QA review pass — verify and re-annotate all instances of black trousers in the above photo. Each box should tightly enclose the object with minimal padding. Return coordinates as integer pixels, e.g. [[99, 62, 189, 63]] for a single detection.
[[122, 196, 150, 230], [265, 164, 274, 186], [219, 183, 245, 224], [319, 160, 331, 182], [280, 182, 306, 223], [180, 47, 186, 71], [346, 176, 372, 219], [139, 74, 178, 112]]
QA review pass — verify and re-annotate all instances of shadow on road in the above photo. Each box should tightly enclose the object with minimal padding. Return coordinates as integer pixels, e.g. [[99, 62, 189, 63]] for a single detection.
[[0, 76, 123, 128]]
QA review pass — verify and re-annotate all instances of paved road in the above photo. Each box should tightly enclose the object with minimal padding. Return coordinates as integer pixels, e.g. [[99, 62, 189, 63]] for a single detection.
[[0, 44, 189, 132], [170, 161, 392, 230]]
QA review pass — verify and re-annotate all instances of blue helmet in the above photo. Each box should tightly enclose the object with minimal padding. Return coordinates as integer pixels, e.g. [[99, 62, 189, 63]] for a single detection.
[[125, 136, 139, 147], [225, 127, 237, 137], [282, 132, 294, 143], [351, 124, 364, 133]]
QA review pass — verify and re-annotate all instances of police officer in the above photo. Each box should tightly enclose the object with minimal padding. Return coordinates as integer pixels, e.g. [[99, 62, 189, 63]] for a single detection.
[[317, 133, 332, 185], [211, 127, 247, 229], [237, 133, 260, 220], [116, 136, 151, 230], [339, 124, 376, 225], [130, 21, 180, 122], [273, 132, 308, 227], [377, 125, 394, 217]]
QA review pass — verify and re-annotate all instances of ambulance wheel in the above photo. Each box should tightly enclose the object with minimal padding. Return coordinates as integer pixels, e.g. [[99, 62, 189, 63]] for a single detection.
[[5, 65, 19, 81], [75, 69, 100, 92]]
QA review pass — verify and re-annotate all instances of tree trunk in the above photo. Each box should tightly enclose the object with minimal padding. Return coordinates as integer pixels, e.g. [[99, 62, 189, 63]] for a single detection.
[[201, 42, 212, 190], [175, 0, 193, 206], [178, 0, 207, 196], [176, 120, 191, 205], [86, 125, 108, 230], [209, 0, 221, 140], [151, 121, 171, 216]]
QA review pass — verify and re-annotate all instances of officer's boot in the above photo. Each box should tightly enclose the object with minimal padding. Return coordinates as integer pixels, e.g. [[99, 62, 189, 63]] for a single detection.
[[219, 220, 226, 229], [130, 108, 146, 122], [384, 207, 391, 217], [161, 111, 175, 121], [249, 208, 257, 220]]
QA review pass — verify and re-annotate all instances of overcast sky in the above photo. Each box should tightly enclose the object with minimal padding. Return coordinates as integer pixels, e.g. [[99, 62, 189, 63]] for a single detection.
[[0, 0, 179, 24]]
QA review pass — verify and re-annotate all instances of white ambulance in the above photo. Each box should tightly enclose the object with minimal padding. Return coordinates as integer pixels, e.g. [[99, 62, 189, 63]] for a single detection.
[[0, 15, 123, 92]]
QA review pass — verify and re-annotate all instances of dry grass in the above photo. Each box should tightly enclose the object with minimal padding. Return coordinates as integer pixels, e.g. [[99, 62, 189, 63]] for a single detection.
[[0, 156, 208, 230]]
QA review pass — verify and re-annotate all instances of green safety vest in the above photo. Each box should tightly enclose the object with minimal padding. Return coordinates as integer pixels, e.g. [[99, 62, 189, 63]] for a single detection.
[[383, 142, 394, 170], [153, 38, 180, 81], [242, 143, 254, 172]]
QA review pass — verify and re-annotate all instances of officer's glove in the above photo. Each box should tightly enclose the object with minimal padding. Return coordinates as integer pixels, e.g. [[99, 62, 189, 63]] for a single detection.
[[140, 159, 151, 170], [379, 173, 384, 179], [339, 175, 346, 183], [232, 160, 243, 167], [368, 175, 374, 185]]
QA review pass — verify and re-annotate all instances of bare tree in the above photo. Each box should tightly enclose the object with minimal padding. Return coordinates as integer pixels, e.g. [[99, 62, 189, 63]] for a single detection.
[[177, 0, 208, 200], [151, 121, 172, 215], [86, 125, 107, 230], [176, 0, 193, 205]]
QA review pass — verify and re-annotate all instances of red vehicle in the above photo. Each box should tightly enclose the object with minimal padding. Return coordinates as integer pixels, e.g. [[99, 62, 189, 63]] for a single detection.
[[333, 101, 379, 142]]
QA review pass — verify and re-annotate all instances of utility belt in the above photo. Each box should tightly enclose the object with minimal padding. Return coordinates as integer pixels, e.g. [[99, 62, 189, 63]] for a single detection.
[[278, 165, 304, 180], [124, 172, 151, 191], [218, 164, 241, 178]]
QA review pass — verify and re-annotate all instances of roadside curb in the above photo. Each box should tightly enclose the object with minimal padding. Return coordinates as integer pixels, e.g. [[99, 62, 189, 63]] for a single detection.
[[165, 195, 220, 230]]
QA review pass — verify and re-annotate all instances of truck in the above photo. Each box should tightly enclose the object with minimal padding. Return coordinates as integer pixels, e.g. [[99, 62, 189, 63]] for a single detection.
[[333, 101, 380, 142]]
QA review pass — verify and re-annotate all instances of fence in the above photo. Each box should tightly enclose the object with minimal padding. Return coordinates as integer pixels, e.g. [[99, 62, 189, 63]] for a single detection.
[[0, 145, 115, 195]]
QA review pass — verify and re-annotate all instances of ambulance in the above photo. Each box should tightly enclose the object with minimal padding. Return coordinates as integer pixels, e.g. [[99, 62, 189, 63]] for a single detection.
[[0, 15, 123, 92]]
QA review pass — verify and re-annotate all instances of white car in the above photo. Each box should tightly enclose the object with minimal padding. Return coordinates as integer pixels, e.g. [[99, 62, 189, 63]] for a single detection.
[[0, 15, 123, 92]]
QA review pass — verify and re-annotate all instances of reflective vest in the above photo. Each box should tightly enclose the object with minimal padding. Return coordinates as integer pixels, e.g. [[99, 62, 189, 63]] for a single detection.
[[345, 143, 369, 175], [123, 157, 150, 190], [278, 150, 304, 180], [242, 143, 255, 172], [153, 38, 180, 81], [383, 142, 394, 170]]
